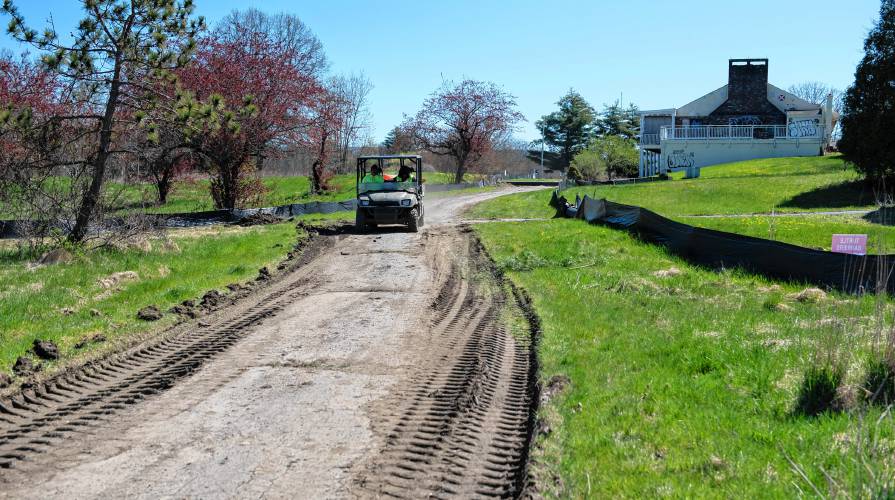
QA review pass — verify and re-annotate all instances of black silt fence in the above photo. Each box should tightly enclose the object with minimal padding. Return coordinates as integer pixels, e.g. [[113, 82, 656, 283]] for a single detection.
[[550, 192, 895, 294]]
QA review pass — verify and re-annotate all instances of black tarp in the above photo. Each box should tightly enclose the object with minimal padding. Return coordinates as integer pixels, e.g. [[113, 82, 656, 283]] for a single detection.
[[552, 193, 895, 294]]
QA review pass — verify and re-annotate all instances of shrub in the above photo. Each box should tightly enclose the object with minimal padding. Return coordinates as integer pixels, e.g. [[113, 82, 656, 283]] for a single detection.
[[795, 364, 844, 416], [570, 136, 639, 181], [863, 356, 895, 404]]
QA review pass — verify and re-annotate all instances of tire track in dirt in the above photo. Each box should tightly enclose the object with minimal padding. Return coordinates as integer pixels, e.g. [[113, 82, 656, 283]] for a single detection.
[[0, 188, 545, 496], [0, 237, 329, 472], [357, 231, 537, 498]]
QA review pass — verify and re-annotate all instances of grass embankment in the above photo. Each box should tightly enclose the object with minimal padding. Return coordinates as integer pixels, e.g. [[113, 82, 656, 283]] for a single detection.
[[468, 155, 888, 252], [470, 155, 874, 220], [476, 219, 893, 496], [471, 155, 895, 495], [0, 221, 304, 375], [115, 171, 472, 214]]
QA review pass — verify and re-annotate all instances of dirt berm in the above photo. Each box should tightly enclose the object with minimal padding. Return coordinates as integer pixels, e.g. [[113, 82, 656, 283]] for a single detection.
[[0, 186, 544, 499]]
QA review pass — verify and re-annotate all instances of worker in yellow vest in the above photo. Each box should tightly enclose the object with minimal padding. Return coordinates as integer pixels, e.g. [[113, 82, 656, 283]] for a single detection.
[[362, 164, 384, 183]]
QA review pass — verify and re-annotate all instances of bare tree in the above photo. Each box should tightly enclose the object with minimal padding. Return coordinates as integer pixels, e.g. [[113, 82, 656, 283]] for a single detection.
[[215, 8, 328, 79], [330, 73, 373, 173], [404, 79, 525, 183], [788, 81, 844, 113]]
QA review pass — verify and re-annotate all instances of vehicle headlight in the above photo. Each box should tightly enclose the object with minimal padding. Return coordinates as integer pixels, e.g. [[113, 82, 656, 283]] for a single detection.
[[360, 198, 370, 206], [401, 199, 411, 207]]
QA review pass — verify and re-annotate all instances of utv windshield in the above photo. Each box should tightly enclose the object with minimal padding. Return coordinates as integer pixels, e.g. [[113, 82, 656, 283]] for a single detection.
[[357, 157, 422, 194]]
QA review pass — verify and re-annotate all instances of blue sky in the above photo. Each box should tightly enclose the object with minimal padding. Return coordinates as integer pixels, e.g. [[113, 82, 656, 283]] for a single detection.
[[0, 0, 882, 142]]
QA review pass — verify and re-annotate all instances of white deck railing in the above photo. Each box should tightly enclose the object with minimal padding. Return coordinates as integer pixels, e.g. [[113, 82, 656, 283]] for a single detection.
[[658, 124, 820, 142]]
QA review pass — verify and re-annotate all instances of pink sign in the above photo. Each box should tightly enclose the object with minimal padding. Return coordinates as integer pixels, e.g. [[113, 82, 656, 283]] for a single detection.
[[831, 234, 867, 255]]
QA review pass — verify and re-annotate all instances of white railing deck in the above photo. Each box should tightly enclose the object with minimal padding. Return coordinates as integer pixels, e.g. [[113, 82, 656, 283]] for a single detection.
[[656, 124, 821, 142]]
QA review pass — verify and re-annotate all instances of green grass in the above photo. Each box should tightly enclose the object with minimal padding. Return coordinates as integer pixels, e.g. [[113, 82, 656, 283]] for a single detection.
[[468, 156, 875, 221], [476, 219, 893, 497], [466, 188, 558, 220], [0, 221, 303, 374], [678, 214, 895, 253], [115, 171, 474, 214]]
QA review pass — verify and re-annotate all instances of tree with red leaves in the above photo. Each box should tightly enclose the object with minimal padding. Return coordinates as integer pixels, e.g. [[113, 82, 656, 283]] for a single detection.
[[177, 11, 326, 209], [0, 52, 60, 177], [2, 0, 204, 243], [404, 79, 524, 183]]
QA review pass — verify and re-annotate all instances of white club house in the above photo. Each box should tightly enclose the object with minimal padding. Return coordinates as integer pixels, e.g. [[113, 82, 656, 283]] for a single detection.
[[638, 59, 836, 178]]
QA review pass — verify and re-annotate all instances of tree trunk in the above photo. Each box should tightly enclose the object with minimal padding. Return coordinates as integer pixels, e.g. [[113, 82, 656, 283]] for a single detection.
[[156, 175, 171, 205], [310, 134, 329, 194], [69, 58, 122, 243], [311, 161, 323, 194], [454, 160, 467, 184]]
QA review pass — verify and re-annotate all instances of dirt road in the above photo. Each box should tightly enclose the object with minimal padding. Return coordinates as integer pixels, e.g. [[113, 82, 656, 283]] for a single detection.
[[0, 186, 543, 499]]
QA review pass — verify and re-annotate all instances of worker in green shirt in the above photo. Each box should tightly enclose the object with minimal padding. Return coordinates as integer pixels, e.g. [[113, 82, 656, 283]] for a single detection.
[[362, 164, 384, 184]]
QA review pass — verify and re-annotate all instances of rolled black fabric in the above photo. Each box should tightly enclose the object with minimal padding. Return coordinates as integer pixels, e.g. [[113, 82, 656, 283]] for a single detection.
[[553, 194, 894, 294]]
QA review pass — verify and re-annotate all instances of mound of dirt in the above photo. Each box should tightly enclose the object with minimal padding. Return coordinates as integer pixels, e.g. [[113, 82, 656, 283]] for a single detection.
[[97, 271, 139, 289], [256, 267, 271, 281], [73, 334, 107, 350], [200, 290, 225, 308], [137, 305, 163, 321], [12, 357, 37, 377], [237, 212, 280, 226], [169, 303, 198, 319], [542, 374, 571, 404], [32, 339, 59, 360]]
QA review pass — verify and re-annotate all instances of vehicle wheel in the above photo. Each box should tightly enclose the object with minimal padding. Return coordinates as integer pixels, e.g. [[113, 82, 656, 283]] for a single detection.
[[355, 211, 368, 232], [408, 208, 420, 233]]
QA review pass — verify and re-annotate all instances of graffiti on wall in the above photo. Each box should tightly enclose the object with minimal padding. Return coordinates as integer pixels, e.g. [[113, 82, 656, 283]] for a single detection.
[[666, 150, 695, 169], [787, 118, 820, 138], [728, 115, 762, 126]]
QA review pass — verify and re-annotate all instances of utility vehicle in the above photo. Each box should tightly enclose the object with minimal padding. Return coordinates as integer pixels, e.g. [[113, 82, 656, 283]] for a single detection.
[[355, 155, 424, 232]]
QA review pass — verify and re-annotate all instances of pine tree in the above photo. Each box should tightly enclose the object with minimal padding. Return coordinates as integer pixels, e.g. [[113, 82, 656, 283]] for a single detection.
[[1, 0, 204, 242], [535, 89, 597, 169], [597, 100, 638, 140], [839, 0, 895, 183]]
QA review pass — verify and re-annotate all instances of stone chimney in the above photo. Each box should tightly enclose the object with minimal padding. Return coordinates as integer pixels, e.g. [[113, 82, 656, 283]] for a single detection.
[[708, 58, 785, 125]]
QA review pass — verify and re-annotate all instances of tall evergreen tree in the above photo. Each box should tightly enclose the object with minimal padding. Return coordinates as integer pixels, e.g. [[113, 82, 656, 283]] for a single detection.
[[839, 0, 895, 183], [597, 99, 638, 140], [535, 89, 596, 169]]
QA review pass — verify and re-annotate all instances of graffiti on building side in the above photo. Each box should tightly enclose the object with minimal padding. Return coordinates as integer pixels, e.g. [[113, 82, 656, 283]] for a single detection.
[[728, 115, 761, 126], [667, 150, 695, 169], [787, 118, 820, 138]]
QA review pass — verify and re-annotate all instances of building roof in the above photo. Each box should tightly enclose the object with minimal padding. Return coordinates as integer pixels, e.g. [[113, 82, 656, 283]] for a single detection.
[[641, 84, 822, 117]]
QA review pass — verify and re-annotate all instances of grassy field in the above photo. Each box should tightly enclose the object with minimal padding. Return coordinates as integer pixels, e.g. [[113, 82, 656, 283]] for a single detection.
[[469, 155, 895, 495], [476, 219, 893, 497], [0, 221, 304, 376], [469, 155, 876, 220], [467, 155, 890, 253], [115, 171, 474, 214]]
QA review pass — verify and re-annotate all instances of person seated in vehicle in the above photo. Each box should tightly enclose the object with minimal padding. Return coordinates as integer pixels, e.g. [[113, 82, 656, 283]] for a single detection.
[[362, 164, 384, 183], [394, 164, 415, 183]]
